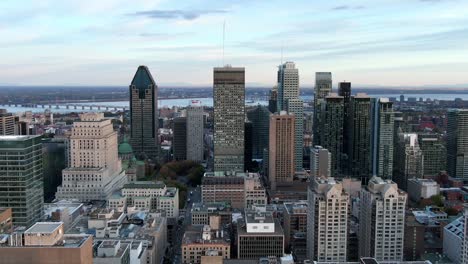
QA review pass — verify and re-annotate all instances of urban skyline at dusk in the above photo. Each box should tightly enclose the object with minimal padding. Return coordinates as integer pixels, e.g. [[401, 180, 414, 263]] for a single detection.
[[1, 0, 468, 87]]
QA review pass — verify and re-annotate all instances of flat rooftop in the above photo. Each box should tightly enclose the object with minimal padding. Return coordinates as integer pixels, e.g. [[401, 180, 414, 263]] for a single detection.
[[123, 181, 166, 189], [25, 222, 63, 234], [0, 135, 41, 141]]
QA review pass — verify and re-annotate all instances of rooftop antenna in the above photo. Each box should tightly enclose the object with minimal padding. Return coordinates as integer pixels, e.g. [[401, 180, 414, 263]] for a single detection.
[[281, 42, 283, 65], [222, 20, 226, 66]]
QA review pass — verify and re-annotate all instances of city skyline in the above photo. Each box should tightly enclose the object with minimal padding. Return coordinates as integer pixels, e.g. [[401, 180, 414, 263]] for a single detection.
[[1, 1, 468, 87]]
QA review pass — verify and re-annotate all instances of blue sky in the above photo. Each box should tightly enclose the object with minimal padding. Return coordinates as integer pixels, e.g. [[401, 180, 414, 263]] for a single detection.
[[0, 0, 467, 87]]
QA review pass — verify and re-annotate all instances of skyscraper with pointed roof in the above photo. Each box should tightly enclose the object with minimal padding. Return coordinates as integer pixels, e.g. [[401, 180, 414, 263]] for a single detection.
[[129, 66, 159, 160]]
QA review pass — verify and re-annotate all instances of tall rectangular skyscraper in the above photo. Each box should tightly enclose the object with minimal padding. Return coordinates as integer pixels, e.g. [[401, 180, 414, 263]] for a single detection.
[[310, 146, 331, 178], [322, 93, 345, 177], [338, 82, 352, 175], [313, 72, 332, 147], [213, 66, 245, 173], [278, 62, 303, 170], [247, 105, 270, 160], [0, 135, 44, 227], [129, 65, 159, 160], [173, 117, 187, 161], [269, 112, 295, 190], [447, 109, 468, 180], [186, 101, 204, 162], [350, 93, 372, 182], [371, 98, 395, 179]]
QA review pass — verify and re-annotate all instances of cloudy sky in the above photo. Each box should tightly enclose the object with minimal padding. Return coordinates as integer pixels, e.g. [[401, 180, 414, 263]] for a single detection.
[[1, 0, 467, 87]]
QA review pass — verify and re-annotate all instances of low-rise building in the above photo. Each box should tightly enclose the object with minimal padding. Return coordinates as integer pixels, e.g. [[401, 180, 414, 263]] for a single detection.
[[191, 202, 232, 227], [0, 222, 93, 264], [44, 201, 84, 230], [283, 202, 307, 261], [93, 240, 130, 264], [407, 179, 440, 202], [182, 225, 231, 264], [108, 181, 179, 218], [201, 173, 266, 209], [0, 208, 12, 233], [237, 210, 284, 259]]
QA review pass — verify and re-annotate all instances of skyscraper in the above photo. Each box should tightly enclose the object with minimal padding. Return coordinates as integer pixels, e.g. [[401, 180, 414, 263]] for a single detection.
[[213, 66, 245, 173], [371, 98, 395, 179], [447, 109, 468, 180], [277, 62, 303, 170], [269, 112, 295, 190], [394, 133, 424, 190], [322, 93, 345, 177], [338, 82, 352, 176], [310, 146, 331, 179], [277, 62, 299, 112], [56, 113, 127, 202], [418, 134, 446, 177], [246, 105, 271, 160], [0, 135, 43, 227], [173, 117, 187, 161], [307, 177, 349, 262], [268, 86, 278, 114], [350, 93, 372, 182], [313, 72, 332, 147], [129, 65, 159, 160], [186, 101, 204, 162], [359, 176, 407, 261]]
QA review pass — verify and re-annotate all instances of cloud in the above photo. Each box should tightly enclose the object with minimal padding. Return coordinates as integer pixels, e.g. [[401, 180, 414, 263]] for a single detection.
[[331, 5, 365, 10], [129, 9, 228, 20]]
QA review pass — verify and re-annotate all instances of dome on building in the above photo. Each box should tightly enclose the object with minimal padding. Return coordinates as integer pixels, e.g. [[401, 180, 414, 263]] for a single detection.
[[118, 137, 133, 155]]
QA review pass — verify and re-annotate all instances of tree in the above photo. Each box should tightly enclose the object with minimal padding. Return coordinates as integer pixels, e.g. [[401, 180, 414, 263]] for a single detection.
[[430, 194, 444, 207]]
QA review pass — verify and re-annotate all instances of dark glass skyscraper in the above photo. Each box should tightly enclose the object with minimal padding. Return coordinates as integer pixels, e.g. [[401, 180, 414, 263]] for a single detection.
[[338, 82, 352, 176], [129, 66, 159, 160], [350, 94, 372, 182], [247, 105, 271, 160], [173, 117, 187, 161]]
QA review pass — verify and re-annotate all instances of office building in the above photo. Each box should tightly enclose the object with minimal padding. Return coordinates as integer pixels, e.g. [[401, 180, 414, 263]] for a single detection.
[[186, 100, 204, 162], [0, 109, 17, 135], [129, 66, 159, 160], [322, 93, 345, 177], [173, 117, 187, 161], [269, 112, 295, 190], [310, 146, 331, 178], [191, 202, 232, 227], [350, 93, 372, 182], [0, 222, 93, 264], [42, 136, 69, 202], [213, 66, 245, 173], [407, 179, 440, 203], [244, 120, 253, 171], [277, 62, 299, 112], [418, 134, 446, 177], [394, 133, 424, 190], [246, 105, 271, 160], [237, 210, 285, 259], [359, 176, 407, 261], [277, 62, 303, 170], [371, 98, 395, 179], [444, 214, 464, 264], [307, 177, 349, 262], [182, 225, 231, 264], [108, 181, 179, 218], [0, 135, 43, 227], [56, 113, 127, 202], [338, 82, 352, 175], [283, 202, 308, 261], [269, 86, 278, 113], [447, 109, 468, 180], [201, 172, 266, 209], [94, 240, 130, 264], [313, 72, 332, 147]]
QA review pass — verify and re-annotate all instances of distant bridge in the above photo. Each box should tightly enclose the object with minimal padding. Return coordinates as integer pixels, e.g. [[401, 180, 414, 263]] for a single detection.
[[0, 103, 127, 112]]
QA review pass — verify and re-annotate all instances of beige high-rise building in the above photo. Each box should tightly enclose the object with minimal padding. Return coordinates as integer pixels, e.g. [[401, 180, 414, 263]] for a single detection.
[[56, 113, 127, 202], [307, 177, 349, 262], [186, 100, 204, 162], [269, 111, 295, 190], [0, 109, 17, 135], [213, 66, 245, 173], [359, 176, 407, 261]]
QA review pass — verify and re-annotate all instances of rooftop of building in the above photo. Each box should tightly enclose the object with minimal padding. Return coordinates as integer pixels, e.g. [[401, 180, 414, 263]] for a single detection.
[[202, 175, 245, 185], [123, 181, 166, 189], [407, 178, 439, 185], [192, 202, 232, 213], [283, 201, 308, 215], [444, 215, 464, 239], [25, 222, 62, 234], [237, 215, 284, 237], [44, 201, 83, 217], [182, 225, 230, 245], [0, 135, 41, 141], [89, 208, 124, 221], [118, 137, 133, 155]]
